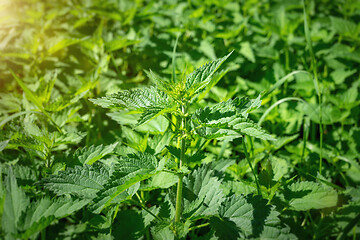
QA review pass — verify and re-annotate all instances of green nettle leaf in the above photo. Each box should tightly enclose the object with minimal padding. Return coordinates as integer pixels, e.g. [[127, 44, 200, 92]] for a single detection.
[[47, 37, 88, 54], [0, 164, 37, 185], [186, 151, 206, 164], [192, 97, 275, 140], [240, 41, 255, 63], [282, 181, 338, 211], [221, 180, 258, 196], [142, 205, 160, 227], [330, 16, 359, 38], [89, 86, 166, 109], [150, 219, 191, 240], [138, 106, 171, 126], [184, 51, 233, 101], [211, 195, 296, 239], [0, 140, 9, 152], [270, 156, 289, 181], [142, 172, 178, 190], [231, 119, 276, 140], [105, 38, 140, 52], [91, 152, 165, 213], [90, 176, 140, 214], [237, 94, 262, 118], [155, 195, 175, 223], [2, 1, 359, 239], [111, 209, 146, 239], [151, 223, 175, 240], [46, 80, 97, 112], [41, 163, 113, 199], [166, 146, 181, 160], [1, 168, 30, 240], [108, 112, 169, 134], [90, 87, 175, 125], [183, 165, 224, 219], [145, 69, 174, 95], [75, 142, 118, 165], [20, 216, 55, 239], [116, 151, 160, 174], [18, 197, 90, 239]]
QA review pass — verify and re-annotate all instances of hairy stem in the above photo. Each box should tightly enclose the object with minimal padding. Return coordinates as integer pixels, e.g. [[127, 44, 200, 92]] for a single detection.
[[242, 136, 262, 196], [175, 175, 183, 223], [248, 136, 255, 158], [175, 105, 186, 224]]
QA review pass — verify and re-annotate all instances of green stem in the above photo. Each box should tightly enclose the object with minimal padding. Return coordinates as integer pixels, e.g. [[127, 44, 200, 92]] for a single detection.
[[319, 109, 323, 175], [248, 136, 255, 158], [175, 105, 186, 224], [163, 114, 177, 128], [85, 100, 93, 146], [172, 34, 180, 83], [131, 198, 162, 222], [258, 97, 308, 126], [303, 0, 323, 174], [196, 139, 209, 155], [110, 53, 122, 80], [312, 45, 323, 175], [175, 175, 183, 223], [41, 228, 46, 240], [145, 228, 151, 240], [353, 226, 356, 240], [285, 45, 290, 71], [135, 192, 144, 205], [242, 136, 262, 196], [189, 222, 210, 231], [338, 213, 360, 240], [301, 117, 310, 165]]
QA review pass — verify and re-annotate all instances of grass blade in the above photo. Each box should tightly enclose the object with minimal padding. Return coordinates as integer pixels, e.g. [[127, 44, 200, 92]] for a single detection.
[[172, 33, 181, 83], [262, 70, 310, 99], [303, 0, 323, 174], [258, 97, 308, 126]]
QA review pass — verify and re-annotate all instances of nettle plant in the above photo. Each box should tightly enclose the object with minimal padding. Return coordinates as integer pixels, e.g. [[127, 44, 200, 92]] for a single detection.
[[41, 52, 295, 239]]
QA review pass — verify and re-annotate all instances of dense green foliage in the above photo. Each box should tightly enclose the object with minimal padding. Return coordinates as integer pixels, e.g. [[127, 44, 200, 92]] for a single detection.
[[1, 0, 359, 239]]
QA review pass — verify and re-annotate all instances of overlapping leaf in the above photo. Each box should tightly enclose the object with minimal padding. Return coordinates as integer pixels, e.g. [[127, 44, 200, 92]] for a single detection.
[[183, 165, 224, 219], [210, 194, 296, 239], [41, 163, 113, 199], [1, 168, 29, 240], [184, 51, 233, 101], [42, 152, 164, 214], [18, 197, 90, 239], [91, 152, 165, 213], [90, 87, 168, 109], [192, 97, 275, 140], [74, 142, 118, 165], [145, 69, 175, 96], [90, 87, 175, 125], [280, 181, 338, 211]]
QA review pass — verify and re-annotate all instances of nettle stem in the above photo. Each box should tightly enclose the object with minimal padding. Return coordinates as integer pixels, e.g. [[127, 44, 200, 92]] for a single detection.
[[242, 136, 262, 196], [175, 174, 183, 223], [175, 105, 186, 223]]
